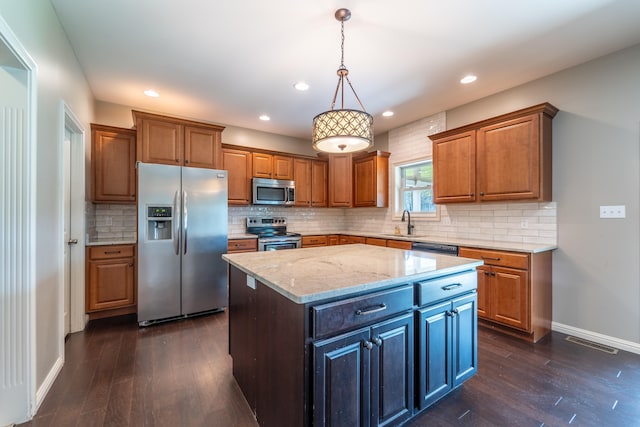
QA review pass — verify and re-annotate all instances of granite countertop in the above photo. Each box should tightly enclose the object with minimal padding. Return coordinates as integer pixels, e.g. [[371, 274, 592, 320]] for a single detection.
[[222, 244, 483, 304], [86, 239, 137, 247], [291, 230, 556, 254]]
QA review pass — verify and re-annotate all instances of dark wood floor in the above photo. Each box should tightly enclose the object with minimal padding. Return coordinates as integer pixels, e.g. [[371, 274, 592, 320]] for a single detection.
[[21, 311, 640, 427]]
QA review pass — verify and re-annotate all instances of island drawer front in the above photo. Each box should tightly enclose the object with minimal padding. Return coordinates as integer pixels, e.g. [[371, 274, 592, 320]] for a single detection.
[[459, 247, 529, 269], [312, 285, 414, 339], [416, 270, 477, 307], [88, 245, 135, 260]]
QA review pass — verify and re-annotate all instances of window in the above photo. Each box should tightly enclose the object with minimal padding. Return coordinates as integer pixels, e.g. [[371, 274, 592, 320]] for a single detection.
[[393, 159, 438, 219]]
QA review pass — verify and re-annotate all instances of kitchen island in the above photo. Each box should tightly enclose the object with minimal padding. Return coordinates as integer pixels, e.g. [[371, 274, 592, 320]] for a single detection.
[[223, 244, 483, 427]]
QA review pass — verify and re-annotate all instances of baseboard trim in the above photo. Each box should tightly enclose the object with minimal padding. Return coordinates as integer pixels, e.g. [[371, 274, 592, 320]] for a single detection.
[[552, 322, 640, 355], [35, 356, 64, 414]]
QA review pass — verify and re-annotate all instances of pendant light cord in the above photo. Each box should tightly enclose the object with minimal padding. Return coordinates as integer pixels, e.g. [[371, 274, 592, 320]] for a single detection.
[[329, 15, 367, 112]]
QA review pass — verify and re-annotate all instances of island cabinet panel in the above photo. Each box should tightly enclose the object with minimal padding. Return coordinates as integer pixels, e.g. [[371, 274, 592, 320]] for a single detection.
[[417, 293, 477, 409], [314, 313, 414, 427]]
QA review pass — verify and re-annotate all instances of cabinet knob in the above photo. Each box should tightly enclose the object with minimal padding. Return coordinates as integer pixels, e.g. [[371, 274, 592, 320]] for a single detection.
[[176, 159, 180, 163], [371, 337, 382, 347], [479, 192, 484, 196], [129, 263, 134, 267], [362, 340, 373, 350]]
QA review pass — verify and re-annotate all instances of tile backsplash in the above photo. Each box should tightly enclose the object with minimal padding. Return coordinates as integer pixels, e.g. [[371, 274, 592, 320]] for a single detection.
[[87, 204, 137, 242]]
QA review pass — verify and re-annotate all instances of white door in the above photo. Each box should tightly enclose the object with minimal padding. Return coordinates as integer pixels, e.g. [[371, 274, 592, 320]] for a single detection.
[[63, 126, 72, 335]]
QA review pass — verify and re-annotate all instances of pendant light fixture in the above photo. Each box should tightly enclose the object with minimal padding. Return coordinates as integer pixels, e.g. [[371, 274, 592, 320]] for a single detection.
[[312, 8, 373, 153]]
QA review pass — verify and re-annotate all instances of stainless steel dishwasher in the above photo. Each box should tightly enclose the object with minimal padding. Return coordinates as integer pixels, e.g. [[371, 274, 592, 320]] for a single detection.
[[411, 241, 459, 256]]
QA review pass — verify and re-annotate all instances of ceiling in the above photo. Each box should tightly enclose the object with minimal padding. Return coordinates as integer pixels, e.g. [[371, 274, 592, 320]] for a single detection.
[[50, 0, 640, 140]]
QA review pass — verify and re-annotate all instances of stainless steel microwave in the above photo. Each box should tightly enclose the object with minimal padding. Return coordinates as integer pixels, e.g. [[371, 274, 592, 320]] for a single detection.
[[252, 178, 295, 206]]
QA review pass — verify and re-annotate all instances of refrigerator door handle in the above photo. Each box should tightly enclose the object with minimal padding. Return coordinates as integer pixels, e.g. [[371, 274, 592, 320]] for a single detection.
[[173, 190, 180, 255], [183, 190, 188, 255]]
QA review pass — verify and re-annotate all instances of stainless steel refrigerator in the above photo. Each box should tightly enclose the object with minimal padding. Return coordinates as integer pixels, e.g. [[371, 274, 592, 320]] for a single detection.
[[137, 162, 228, 326]]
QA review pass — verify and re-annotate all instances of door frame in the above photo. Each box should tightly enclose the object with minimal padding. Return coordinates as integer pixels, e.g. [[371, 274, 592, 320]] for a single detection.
[[0, 14, 38, 423], [58, 101, 86, 339]]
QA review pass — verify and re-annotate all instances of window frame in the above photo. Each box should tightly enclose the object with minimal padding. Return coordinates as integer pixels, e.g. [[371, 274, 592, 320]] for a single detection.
[[391, 156, 440, 221]]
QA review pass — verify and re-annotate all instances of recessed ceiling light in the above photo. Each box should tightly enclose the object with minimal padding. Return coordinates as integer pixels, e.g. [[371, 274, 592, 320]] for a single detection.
[[144, 89, 160, 97], [382, 111, 394, 117], [259, 115, 271, 121], [460, 75, 477, 84], [294, 82, 310, 91]]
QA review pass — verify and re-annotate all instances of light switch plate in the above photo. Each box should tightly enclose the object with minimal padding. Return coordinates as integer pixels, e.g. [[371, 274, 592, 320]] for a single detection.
[[600, 205, 626, 218], [246, 275, 256, 289]]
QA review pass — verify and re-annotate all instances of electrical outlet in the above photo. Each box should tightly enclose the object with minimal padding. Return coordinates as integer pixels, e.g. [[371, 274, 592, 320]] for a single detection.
[[599, 205, 626, 218], [521, 220, 528, 229], [105, 216, 112, 226]]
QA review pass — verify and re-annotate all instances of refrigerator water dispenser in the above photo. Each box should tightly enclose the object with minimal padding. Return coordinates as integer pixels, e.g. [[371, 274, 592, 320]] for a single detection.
[[147, 206, 172, 241]]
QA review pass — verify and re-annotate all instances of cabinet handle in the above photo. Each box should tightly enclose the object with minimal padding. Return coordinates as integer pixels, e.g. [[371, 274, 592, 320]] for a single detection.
[[104, 250, 121, 254], [441, 283, 462, 291], [481, 256, 501, 261], [362, 340, 373, 350], [356, 303, 387, 316], [490, 272, 496, 277], [176, 159, 180, 163], [480, 192, 484, 196], [483, 271, 490, 276], [129, 263, 134, 267], [451, 308, 459, 315], [371, 337, 382, 347]]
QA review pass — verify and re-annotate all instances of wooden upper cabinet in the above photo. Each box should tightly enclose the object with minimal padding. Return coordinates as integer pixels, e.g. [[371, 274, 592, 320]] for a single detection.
[[253, 152, 293, 180], [432, 131, 476, 204], [430, 103, 557, 204], [477, 114, 541, 201], [252, 152, 273, 178], [353, 151, 389, 207], [294, 158, 328, 207], [328, 153, 353, 207], [91, 124, 136, 203], [133, 110, 224, 169], [184, 125, 222, 169], [222, 147, 252, 205], [293, 158, 312, 207], [273, 155, 293, 180], [311, 160, 328, 207]]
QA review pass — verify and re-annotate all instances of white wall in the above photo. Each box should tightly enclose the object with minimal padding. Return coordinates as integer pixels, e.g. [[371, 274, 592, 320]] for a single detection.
[[0, 0, 95, 416], [446, 44, 640, 344]]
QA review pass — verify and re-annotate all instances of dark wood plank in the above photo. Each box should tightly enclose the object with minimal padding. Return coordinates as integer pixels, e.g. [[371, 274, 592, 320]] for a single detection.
[[19, 312, 640, 427]]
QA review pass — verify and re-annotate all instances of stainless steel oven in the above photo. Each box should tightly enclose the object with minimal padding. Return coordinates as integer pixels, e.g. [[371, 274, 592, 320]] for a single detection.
[[247, 216, 302, 251]]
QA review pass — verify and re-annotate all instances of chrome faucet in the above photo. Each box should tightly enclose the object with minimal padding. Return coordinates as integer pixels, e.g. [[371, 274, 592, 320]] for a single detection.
[[401, 210, 414, 235]]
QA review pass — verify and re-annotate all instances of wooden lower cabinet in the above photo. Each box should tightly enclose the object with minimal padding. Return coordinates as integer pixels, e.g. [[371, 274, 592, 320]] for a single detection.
[[365, 237, 387, 247], [386, 239, 412, 250], [302, 235, 328, 248], [459, 247, 551, 342], [228, 238, 257, 253], [85, 244, 136, 318]]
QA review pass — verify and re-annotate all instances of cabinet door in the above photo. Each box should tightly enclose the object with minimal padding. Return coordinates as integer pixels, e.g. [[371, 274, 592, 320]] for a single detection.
[[451, 293, 477, 387], [313, 328, 371, 427], [139, 118, 183, 165], [86, 258, 135, 312], [492, 266, 530, 331], [91, 125, 136, 203], [354, 155, 376, 207], [293, 158, 312, 207], [433, 131, 476, 203], [417, 300, 452, 409], [222, 148, 252, 205], [252, 152, 273, 178], [273, 155, 293, 180], [184, 125, 221, 169], [477, 114, 539, 201], [328, 153, 353, 207], [370, 314, 414, 427], [475, 265, 491, 319], [311, 160, 328, 207]]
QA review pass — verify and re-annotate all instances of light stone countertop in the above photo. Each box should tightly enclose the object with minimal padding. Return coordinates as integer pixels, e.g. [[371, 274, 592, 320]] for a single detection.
[[86, 239, 137, 247], [292, 230, 556, 254], [222, 244, 483, 304]]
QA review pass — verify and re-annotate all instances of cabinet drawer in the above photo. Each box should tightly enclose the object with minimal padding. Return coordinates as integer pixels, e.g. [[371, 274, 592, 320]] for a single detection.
[[302, 235, 328, 247], [312, 285, 414, 339], [88, 245, 135, 260], [459, 247, 529, 270], [365, 237, 387, 247], [416, 270, 477, 307], [228, 238, 257, 253]]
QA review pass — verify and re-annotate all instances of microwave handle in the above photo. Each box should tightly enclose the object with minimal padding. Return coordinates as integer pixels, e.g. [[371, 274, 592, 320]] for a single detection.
[[287, 187, 294, 203]]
